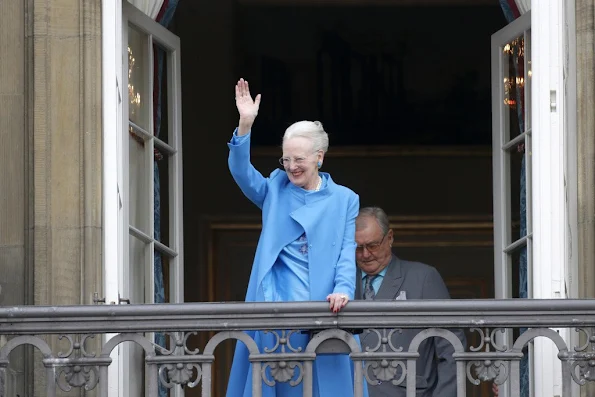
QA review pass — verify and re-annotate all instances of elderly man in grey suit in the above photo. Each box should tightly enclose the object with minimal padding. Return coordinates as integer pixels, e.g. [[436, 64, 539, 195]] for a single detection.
[[355, 207, 466, 397]]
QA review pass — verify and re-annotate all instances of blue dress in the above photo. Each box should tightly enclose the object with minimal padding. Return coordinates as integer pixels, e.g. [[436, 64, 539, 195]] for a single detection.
[[225, 131, 366, 397]]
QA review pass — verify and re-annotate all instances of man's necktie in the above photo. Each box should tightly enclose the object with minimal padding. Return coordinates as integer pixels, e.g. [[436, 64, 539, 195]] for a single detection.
[[364, 275, 377, 300]]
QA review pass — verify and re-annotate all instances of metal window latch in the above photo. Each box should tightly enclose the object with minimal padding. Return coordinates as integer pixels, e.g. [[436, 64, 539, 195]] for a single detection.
[[118, 293, 130, 305], [93, 292, 106, 305]]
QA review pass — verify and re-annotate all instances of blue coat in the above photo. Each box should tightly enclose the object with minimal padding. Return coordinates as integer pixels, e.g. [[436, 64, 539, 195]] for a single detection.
[[226, 132, 363, 397]]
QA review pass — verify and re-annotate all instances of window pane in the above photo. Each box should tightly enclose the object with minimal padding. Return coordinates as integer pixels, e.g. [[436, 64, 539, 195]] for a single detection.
[[129, 133, 151, 232], [509, 151, 524, 245], [129, 234, 150, 304], [502, 35, 526, 142], [153, 43, 169, 145], [155, 250, 170, 303], [155, 153, 170, 246], [128, 25, 150, 131], [510, 247, 522, 299], [507, 234, 529, 300]]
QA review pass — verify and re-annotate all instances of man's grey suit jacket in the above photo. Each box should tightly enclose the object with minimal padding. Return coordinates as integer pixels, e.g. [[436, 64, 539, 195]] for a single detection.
[[356, 255, 467, 397]]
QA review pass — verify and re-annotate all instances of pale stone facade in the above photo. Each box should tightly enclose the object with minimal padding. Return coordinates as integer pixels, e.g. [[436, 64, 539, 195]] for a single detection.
[[577, 0, 595, 300], [576, 4, 595, 397], [1, 0, 102, 395]]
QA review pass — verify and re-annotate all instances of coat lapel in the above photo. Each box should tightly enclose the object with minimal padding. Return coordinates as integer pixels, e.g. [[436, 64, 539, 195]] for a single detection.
[[289, 173, 335, 230], [375, 255, 404, 300]]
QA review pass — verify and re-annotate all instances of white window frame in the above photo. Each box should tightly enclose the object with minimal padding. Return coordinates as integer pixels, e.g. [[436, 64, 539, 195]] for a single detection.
[[102, 1, 184, 396], [491, 11, 533, 302], [491, 13, 533, 397], [102, 0, 124, 395], [492, 0, 579, 396], [121, 4, 185, 394], [531, 0, 578, 396], [121, 0, 184, 306]]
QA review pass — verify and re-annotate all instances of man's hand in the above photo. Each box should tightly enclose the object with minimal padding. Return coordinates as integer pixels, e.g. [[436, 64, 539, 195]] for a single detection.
[[235, 78, 261, 136], [326, 293, 349, 313]]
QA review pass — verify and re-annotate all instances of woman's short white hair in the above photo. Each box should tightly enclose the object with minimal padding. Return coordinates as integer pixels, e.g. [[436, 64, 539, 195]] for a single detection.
[[282, 120, 329, 153]]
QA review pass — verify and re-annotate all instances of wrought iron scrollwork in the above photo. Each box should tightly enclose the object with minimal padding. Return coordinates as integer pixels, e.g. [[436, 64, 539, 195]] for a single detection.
[[466, 328, 510, 386], [259, 330, 306, 386], [364, 359, 406, 386], [263, 330, 303, 353], [159, 362, 202, 388], [55, 334, 99, 391], [467, 359, 508, 385], [362, 328, 406, 386], [57, 364, 99, 391], [262, 361, 304, 386], [570, 328, 595, 385], [4, 300, 595, 394], [155, 332, 203, 388], [469, 327, 508, 352]]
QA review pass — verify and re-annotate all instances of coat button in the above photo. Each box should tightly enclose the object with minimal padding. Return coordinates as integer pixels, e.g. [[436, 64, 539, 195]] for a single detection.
[[332, 242, 336, 246]]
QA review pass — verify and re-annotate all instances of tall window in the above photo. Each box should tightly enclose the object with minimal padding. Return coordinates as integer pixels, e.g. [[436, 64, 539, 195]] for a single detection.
[[491, 11, 532, 397], [120, 3, 184, 395], [492, 12, 531, 302], [122, 1, 184, 308]]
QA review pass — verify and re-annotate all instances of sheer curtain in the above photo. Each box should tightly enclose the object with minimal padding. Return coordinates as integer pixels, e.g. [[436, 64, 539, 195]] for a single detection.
[[498, 2, 530, 397], [128, 0, 164, 19], [514, 0, 531, 14]]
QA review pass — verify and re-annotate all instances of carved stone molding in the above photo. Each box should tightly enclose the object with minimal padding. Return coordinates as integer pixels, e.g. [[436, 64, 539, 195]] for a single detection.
[[24, 0, 103, 394]]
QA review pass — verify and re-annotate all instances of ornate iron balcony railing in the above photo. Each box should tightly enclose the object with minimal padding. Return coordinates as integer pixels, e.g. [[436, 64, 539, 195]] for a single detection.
[[1, 299, 595, 396]]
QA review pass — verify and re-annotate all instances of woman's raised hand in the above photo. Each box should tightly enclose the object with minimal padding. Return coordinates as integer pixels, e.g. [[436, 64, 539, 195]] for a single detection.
[[235, 78, 261, 136]]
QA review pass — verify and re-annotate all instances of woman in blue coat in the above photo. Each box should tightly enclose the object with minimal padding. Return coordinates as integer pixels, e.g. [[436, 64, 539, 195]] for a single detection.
[[226, 78, 362, 397]]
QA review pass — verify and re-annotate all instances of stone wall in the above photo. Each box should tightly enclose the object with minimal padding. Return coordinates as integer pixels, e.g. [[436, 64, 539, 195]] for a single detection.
[[577, 0, 595, 300], [576, 1, 595, 396], [0, 0, 103, 395], [0, 1, 27, 394]]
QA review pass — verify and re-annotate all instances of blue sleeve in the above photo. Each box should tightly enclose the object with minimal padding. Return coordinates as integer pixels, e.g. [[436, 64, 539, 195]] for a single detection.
[[230, 129, 250, 145], [227, 128, 268, 209], [332, 193, 360, 299]]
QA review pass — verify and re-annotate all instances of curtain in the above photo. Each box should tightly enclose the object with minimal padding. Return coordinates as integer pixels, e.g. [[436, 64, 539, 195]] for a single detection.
[[129, 0, 164, 19], [498, 2, 529, 396], [515, 0, 531, 14]]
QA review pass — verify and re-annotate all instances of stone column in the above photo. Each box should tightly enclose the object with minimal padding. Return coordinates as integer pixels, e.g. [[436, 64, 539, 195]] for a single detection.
[[576, 1, 595, 395], [24, 0, 103, 395], [0, 0, 26, 306], [576, 0, 595, 299], [0, 1, 27, 396]]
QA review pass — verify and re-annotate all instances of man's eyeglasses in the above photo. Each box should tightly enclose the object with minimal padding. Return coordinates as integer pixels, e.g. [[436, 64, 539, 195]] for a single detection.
[[356, 232, 388, 253]]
